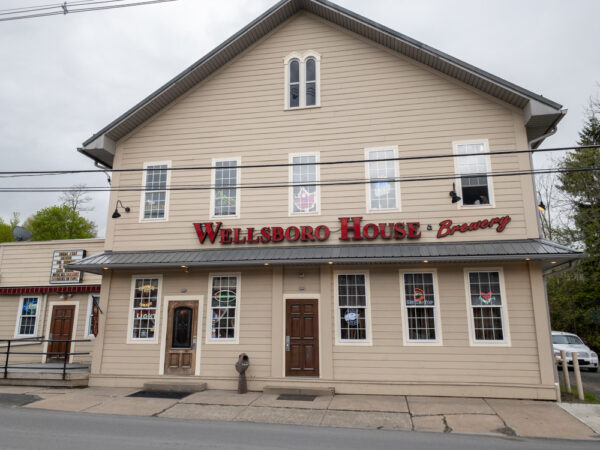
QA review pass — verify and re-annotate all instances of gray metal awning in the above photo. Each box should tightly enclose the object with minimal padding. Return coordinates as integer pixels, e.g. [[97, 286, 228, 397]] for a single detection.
[[67, 239, 583, 274]]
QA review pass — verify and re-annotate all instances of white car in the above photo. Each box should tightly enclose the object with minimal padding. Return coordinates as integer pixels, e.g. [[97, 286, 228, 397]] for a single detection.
[[552, 331, 598, 372]]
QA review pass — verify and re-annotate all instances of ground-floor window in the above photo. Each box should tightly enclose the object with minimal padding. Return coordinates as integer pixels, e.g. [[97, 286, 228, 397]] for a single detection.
[[208, 274, 239, 341], [15, 296, 40, 337], [336, 273, 369, 342], [467, 270, 507, 343], [130, 278, 159, 341], [86, 294, 100, 338], [402, 272, 439, 342]]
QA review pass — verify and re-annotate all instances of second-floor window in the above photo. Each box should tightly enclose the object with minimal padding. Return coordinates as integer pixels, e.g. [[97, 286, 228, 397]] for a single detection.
[[290, 154, 319, 214], [142, 162, 169, 220], [366, 147, 400, 211], [212, 159, 240, 217], [454, 141, 492, 206]]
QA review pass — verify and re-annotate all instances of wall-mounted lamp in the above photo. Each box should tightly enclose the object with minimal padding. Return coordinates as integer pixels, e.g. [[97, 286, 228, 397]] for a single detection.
[[538, 201, 546, 213], [449, 183, 461, 204], [111, 200, 131, 219]]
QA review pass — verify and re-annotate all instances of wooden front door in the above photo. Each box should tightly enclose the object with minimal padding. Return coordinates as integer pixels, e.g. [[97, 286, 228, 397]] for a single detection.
[[164, 301, 198, 375], [48, 305, 75, 361], [285, 298, 319, 377]]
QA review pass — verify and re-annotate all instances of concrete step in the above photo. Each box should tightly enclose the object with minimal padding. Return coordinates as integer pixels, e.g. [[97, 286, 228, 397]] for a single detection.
[[143, 381, 207, 393], [0, 372, 89, 388], [263, 385, 335, 397]]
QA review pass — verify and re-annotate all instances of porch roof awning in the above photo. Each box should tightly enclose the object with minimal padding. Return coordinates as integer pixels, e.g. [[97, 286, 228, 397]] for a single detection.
[[66, 239, 583, 274]]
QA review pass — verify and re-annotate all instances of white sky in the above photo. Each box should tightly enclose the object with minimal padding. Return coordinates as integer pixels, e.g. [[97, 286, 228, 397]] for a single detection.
[[1, 0, 599, 237]]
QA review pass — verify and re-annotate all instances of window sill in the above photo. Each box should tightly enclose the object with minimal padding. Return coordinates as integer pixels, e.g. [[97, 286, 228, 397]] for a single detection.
[[457, 204, 495, 209], [284, 105, 321, 111], [335, 341, 372, 346], [366, 208, 402, 214], [403, 340, 443, 346], [205, 339, 239, 345], [139, 218, 169, 223]]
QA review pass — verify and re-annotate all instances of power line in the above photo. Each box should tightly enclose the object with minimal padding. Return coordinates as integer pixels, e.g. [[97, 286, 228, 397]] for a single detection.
[[0, 145, 597, 178], [0, 0, 176, 22], [0, 166, 597, 193], [0, 1, 119, 16]]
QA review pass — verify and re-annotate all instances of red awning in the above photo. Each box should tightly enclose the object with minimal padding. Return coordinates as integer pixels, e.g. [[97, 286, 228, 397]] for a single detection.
[[0, 285, 101, 295]]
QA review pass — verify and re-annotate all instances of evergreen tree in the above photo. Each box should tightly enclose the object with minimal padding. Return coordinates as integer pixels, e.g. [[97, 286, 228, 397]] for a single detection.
[[548, 107, 600, 350]]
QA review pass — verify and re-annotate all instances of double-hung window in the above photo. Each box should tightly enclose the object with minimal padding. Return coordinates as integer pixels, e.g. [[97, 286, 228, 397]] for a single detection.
[[466, 270, 509, 344], [366, 147, 400, 211], [212, 159, 240, 217], [130, 277, 160, 341], [208, 275, 239, 342], [401, 272, 441, 343], [15, 296, 40, 337], [141, 162, 170, 220], [336, 273, 370, 343], [290, 153, 319, 214], [285, 52, 320, 109], [454, 141, 492, 206]]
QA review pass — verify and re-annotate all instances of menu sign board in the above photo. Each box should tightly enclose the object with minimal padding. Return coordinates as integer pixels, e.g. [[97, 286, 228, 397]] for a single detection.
[[49, 250, 86, 284]]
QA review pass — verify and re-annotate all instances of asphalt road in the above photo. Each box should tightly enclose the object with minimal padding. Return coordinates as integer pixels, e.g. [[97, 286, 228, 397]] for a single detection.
[[0, 405, 598, 450]]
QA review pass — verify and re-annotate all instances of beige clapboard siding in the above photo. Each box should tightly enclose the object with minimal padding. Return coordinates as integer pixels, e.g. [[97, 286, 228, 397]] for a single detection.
[[94, 262, 543, 388], [0, 294, 94, 364], [98, 269, 274, 379], [330, 263, 540, 385], [104, 12, 536, 252], [0, 239, 104, 287]]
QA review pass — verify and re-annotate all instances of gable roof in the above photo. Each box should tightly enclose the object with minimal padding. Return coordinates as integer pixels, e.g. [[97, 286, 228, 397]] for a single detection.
[[79, 0, 565, 168]]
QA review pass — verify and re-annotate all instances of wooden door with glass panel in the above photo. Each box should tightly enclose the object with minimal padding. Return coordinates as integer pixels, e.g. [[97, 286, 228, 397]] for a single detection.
[[164, 301, 198, 375]]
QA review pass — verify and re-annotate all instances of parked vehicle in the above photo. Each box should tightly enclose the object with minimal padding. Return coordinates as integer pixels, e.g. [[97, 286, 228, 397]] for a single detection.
[[552, 331, 598, 372]]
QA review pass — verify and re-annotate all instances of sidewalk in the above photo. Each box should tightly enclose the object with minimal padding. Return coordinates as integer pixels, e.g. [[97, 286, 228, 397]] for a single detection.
[[1, 385, 598, 441]]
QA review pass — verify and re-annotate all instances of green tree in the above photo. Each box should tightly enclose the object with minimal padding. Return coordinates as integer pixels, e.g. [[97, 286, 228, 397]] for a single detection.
[[547, 102, 600, 351], [24, 205, 97, 241], [0, 213, 20, 243]]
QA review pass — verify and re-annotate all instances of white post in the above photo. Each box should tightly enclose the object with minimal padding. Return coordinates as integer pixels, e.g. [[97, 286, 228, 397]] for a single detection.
[[572, 352, 584, 401], [560, 350, 571, 393]]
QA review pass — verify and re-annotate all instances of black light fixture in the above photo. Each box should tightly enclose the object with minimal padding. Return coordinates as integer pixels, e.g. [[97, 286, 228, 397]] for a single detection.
[[112, 200, 131, 219], [538, 201, 546, 213], [537, 191, 546, 213], [449, 183, 461, 204]]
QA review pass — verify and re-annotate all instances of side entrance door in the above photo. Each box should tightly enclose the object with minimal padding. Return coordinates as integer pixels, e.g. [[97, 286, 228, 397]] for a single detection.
[[285, 298, 319, 377], [48, 305, 75, 361], [164, 301, 198, 375]]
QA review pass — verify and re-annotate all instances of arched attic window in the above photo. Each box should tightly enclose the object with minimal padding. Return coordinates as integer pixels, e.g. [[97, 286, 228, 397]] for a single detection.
[[284, 51, 320, 109], [305, 57, 316, 107], [289, 59, 300, 108]]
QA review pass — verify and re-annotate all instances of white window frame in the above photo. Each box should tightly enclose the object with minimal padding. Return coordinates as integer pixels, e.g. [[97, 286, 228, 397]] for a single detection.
[[365, 146, 401, 213], [288, 152, 321, 216], [452, 139, 495, 209], [139, 161, 171, 222], [14, 295, 42, 338], [84, 294, 100, 339], [334, 270, 372, 346], [127, 275, 163, 344], [210, 157, 241, 219], [464, 267, 511, 346], [284, 51, 321, 110], [205, 273, 241, 344], [399, 269, 443, 346]]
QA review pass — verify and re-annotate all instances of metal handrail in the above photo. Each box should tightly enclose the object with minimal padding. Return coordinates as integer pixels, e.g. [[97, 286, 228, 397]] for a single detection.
[[1, 337, 92, 381]]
